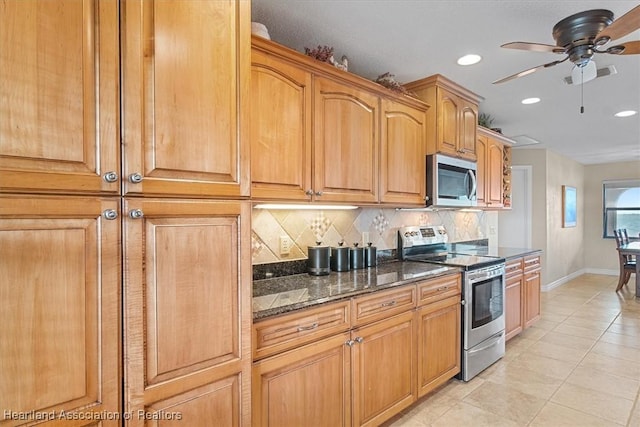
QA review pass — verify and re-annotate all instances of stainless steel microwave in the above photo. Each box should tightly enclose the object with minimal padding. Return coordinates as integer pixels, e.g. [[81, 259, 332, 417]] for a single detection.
[[426, 154, 477, 207]]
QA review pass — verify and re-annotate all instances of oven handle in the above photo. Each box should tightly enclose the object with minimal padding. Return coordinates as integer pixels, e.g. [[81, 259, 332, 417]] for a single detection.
[[468, 331, 504, 354]]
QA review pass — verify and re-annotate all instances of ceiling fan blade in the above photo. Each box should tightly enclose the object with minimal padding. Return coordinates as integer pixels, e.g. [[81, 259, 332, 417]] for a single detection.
[[617, 40, 640, 55], [597, 5, 640, 42], [501, 41, 565, 53], [492, 58, 568, 84]]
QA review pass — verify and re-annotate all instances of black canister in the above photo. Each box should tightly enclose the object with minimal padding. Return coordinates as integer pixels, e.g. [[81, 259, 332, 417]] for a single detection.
[[331, 242, 350, 272], [350, 243, 365, 270], [364, 242, 377, 267], [307, 242, 330, 276]]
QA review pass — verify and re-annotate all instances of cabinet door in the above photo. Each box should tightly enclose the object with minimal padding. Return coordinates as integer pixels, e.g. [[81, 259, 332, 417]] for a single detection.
[[475, 134, 488, 206], [0, 195, 120, 425], [487, 139, 504, 207], [437, 90, 460, 156], [251, 49, 312, 200], [458, 101, 478, 160], [380, 99, 427, 205], [505, 275, 524, 341], [0, 0, 120, 195], [523, 270, 541, 328], [417, 296, 461, 397], [123, 198, 251, 426], [314, 76, 379, 203], [252, 333, 351, 427], [121, 0, 250, 198], [352, 310, 416, 427]]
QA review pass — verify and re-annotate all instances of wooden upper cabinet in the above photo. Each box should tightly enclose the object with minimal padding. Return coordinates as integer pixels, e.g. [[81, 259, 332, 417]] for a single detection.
[[121, 0, 250, 198], [404, 74, 480, 162], [123, 198, 251, 426], [477, 127, 509, 208], [0, 195, 121, 425], [250, 47, 312, 200], [0, 0, 120, 195], [380, 99, 428, 205], [314, 76, 379, 203]]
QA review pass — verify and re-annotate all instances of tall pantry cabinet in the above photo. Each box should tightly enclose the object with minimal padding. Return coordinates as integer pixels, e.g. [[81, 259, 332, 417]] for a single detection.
[[1, 1, 252, 426]]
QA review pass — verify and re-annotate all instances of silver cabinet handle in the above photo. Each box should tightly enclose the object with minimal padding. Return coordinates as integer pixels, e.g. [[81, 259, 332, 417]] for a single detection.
[[355, 336, 364, 344], [436, 286, 449, 292], [102, 209, 118, 220], [297, 322, 319, 332], [103, 171, 118, 183], [460, 300, 466, 306], [381, 300, 397, 307], [129, 209, 144, 219], [315, 191, 323, 196], [129, 173, 143, 183], [345, 339, 355, 347]]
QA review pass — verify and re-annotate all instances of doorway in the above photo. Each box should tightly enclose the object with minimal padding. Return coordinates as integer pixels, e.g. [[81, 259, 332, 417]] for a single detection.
[[499, 165, 532, 248]]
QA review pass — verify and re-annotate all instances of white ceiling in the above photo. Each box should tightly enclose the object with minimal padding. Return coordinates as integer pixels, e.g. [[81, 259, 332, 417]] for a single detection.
[[251, 0, 640, 165]]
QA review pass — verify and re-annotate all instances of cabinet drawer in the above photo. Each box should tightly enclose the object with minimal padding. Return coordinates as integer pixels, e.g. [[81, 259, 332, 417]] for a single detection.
[[351, 285, 416, 327], [416, 273, 460, 306], [524, 254, 541, 272], [253, 301, 350, 360], [505, 258, 524, 278]]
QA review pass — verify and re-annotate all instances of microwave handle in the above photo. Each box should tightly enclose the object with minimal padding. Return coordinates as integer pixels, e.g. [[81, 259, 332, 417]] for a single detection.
[[467, 170, 477, 200]]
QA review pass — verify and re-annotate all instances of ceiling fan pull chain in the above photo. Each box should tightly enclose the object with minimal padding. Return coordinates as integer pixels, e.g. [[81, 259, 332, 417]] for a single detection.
[[580, 67, 585, 114]]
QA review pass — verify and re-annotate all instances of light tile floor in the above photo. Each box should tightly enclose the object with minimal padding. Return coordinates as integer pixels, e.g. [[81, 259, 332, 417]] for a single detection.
[[386, 274, 640, 427]]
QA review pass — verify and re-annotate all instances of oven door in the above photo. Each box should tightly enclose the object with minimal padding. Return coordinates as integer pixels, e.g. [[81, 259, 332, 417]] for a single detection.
[[463, 264, 505, 350]]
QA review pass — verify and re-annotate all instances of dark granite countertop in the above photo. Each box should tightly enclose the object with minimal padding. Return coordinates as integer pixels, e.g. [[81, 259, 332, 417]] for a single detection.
[[450, 245, 542, 260], [253, 261, 460, 321]]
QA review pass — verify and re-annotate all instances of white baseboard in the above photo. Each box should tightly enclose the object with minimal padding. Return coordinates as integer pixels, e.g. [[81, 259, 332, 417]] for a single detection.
[[541, 268, 619, 292]]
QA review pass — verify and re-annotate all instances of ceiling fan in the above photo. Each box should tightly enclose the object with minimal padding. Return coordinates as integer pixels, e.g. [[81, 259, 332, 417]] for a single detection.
[[493, 5, 640, 84]]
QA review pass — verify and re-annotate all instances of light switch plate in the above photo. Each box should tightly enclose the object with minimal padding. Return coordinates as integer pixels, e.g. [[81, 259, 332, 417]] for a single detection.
[[280, 235, 292, 255]]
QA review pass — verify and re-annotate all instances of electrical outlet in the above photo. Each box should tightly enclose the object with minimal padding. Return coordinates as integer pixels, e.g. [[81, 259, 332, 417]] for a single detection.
[[279, 235, 292, 256], [489, 226, 496, 235], [362, 232, 370, 246]]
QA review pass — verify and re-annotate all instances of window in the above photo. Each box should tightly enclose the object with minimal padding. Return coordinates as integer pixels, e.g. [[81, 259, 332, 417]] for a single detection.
[[603, 180, 640, 238]]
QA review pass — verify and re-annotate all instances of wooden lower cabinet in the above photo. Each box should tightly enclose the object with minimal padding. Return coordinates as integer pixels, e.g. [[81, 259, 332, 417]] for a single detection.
[[0, 195, 120, 426], [352, 311, 416, 427], [252, 333, 351, 427], [123, 198, 251, 426], [504, 254, 542, 340], [417, 296, 461, 397]]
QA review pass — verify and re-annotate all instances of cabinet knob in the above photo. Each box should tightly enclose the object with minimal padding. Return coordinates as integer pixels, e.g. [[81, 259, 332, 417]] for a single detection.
[[305, 189, 314, 196], [102, 209, 118, 220], [315, 191, 323, 197], [460, 300, 466, 306], [355, 336, 364, 344], [129, 209, 144, 219], [103, 171, 118, 183], [345, 339, 355, 347], [129, 173, 143, 184]]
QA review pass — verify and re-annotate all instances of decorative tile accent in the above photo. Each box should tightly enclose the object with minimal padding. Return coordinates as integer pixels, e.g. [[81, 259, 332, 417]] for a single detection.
[[251, 208, 498, 265]]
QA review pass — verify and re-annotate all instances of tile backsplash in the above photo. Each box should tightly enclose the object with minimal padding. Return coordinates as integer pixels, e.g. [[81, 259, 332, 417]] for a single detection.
[[252, 207, 497, 265]]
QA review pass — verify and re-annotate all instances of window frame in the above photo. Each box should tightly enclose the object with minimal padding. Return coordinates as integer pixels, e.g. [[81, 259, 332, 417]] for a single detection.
[[602, 179, 640, 239]]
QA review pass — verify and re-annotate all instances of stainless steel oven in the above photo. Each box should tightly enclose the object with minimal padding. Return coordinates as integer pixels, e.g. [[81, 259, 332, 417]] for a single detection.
[[398, 225, 505, 381], [462, 263, 505, 381]]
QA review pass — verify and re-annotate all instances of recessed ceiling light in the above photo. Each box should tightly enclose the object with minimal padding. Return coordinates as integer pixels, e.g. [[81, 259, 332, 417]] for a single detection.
[[457, 54, 482, 66], [521, 97, 541, 105], [614, 110, 637, 117]]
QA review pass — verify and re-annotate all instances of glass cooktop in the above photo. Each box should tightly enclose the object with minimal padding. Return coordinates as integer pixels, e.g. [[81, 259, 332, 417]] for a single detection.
[[405, 253, 505, 270]]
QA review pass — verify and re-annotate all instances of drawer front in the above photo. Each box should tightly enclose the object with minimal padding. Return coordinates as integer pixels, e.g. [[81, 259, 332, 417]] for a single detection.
[[253, 301, 350, 360], [352, 285, 416, 327], [505, 258, 524, 279], [416, 273, 461, 306], [524, 254, 541, 272]]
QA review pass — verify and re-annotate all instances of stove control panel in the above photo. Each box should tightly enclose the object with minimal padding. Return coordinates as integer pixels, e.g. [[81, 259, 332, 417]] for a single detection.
[[398, 225, 448, 247]]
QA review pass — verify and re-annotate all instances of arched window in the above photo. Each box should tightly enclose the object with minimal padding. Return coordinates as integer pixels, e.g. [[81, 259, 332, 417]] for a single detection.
[[603, 180, 640, 238]]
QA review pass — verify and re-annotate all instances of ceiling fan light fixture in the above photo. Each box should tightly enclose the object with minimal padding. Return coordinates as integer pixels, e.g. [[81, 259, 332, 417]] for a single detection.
[[614, 110, 637, 118], [521, 97, 541, 105], [457, 54, 482, 65], [570, 61, 597, 85]]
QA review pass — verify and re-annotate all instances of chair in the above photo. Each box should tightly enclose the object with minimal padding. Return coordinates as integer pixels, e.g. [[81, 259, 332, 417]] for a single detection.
[[614, 229, 636, 291]]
